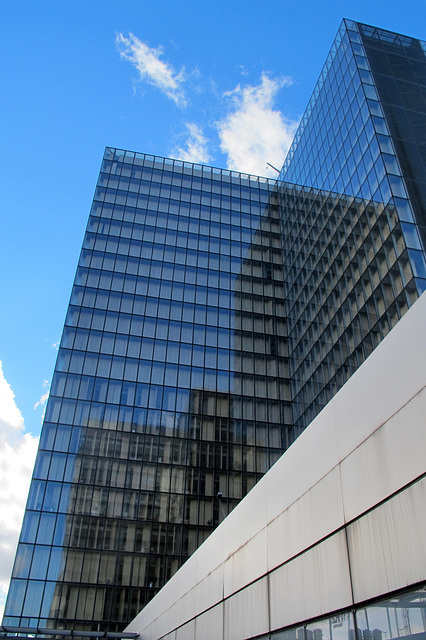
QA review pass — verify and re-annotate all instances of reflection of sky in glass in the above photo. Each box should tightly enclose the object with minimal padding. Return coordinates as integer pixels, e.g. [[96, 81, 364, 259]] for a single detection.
[[6, 125, 425, 628], [280, 19, 426, 289], [5, 151, 288, 626]]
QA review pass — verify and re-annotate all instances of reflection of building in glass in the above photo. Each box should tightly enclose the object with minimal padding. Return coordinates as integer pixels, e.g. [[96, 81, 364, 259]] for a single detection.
[[5, 156, 291, 630], [280, 19, 426, 430], [297, 590, 426, 640], [3, 19, 426, 634], [125, 292, 426, 640], [279, 188, 421, 430]]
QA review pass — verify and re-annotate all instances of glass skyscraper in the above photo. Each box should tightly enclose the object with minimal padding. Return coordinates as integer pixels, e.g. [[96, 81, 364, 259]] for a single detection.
[[5, 155, 292, 630], [3, 19, 426, 634], [281, 19, 426, 429]]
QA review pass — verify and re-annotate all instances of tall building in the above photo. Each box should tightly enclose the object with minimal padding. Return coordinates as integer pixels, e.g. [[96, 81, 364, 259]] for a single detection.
[[280, 19, 426, 429], [3, 19, 426, 634], [5, 157, 290, 630]]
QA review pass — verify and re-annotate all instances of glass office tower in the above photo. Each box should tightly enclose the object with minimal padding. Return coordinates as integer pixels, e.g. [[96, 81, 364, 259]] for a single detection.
[[3, 20, 426, 634], [280, 19, 426, 429], [4, 152, 293, 630]]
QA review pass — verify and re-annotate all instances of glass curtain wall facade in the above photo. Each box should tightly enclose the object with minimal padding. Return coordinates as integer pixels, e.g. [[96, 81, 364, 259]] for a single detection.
[[3, 20, 426, 634], [279, 19, 426, 429], [4, 150, 291, 630], [278, 188, 420, 430]]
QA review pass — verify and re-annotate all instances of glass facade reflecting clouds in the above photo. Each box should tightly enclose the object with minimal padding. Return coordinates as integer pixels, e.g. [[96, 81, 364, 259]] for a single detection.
[[5, 151, 292, 630], [4, 19, 426, 633]]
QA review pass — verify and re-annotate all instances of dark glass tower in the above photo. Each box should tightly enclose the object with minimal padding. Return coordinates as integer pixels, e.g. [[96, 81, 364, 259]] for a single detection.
[[280, 19, 426, 430], [3, 20, 426, 634]]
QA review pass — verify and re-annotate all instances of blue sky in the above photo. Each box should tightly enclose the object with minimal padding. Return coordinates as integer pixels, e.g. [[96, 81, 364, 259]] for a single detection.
[[0, 0, 425, 615]]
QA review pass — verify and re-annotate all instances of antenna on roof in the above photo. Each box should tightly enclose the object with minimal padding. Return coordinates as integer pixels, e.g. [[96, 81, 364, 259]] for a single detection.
[[266, 162, 280, 174]]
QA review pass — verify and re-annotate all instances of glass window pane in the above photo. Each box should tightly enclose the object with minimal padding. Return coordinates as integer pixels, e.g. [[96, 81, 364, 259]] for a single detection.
[[29, 546, 51, 579], [4, 578, 26, 616], [22, 580, 44, 617], [357, 588, 426, 640], [12, 544, 33, 579]]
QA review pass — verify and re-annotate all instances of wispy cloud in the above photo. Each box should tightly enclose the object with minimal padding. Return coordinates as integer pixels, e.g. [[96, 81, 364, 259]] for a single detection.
[[33, 391, 49, 411], [33, 380, 50, 423], [171, 123, 212, 165], [0, 362, 38, 619], [116, 33, 187, 106], [217, 72, 299, 176]]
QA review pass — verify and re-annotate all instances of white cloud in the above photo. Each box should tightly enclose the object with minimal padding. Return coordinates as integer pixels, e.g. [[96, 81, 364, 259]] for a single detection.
[[33, 391, 49, 411], [0, 362, 39, 619], [33, 379, 50, 426], [171, 123, 212, 165], [217, 72, 299, 176], [116, 33, 187, 106]]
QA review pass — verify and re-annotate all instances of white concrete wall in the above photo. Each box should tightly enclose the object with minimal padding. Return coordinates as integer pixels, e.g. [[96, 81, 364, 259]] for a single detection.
[[127, 293, 426, 640]]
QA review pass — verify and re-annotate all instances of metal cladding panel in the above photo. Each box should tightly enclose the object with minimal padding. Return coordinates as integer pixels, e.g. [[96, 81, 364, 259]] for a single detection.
[[224, 577, 269, 640], [223, 526, 268, 598], [347, 476, 426, 603], [194, 604, 224, 640], [166, 587, 197, 639], [340, 385, 426, 523], [195, 564, 225, 617], [269, 531, 353, 632], [221, 477, 269, 558], [189, 519, 226, 589], [262, 404, 341, 524], [266, 465, 344, 573], [175, 620, 195, 640], [332, 292, 426, 469]]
